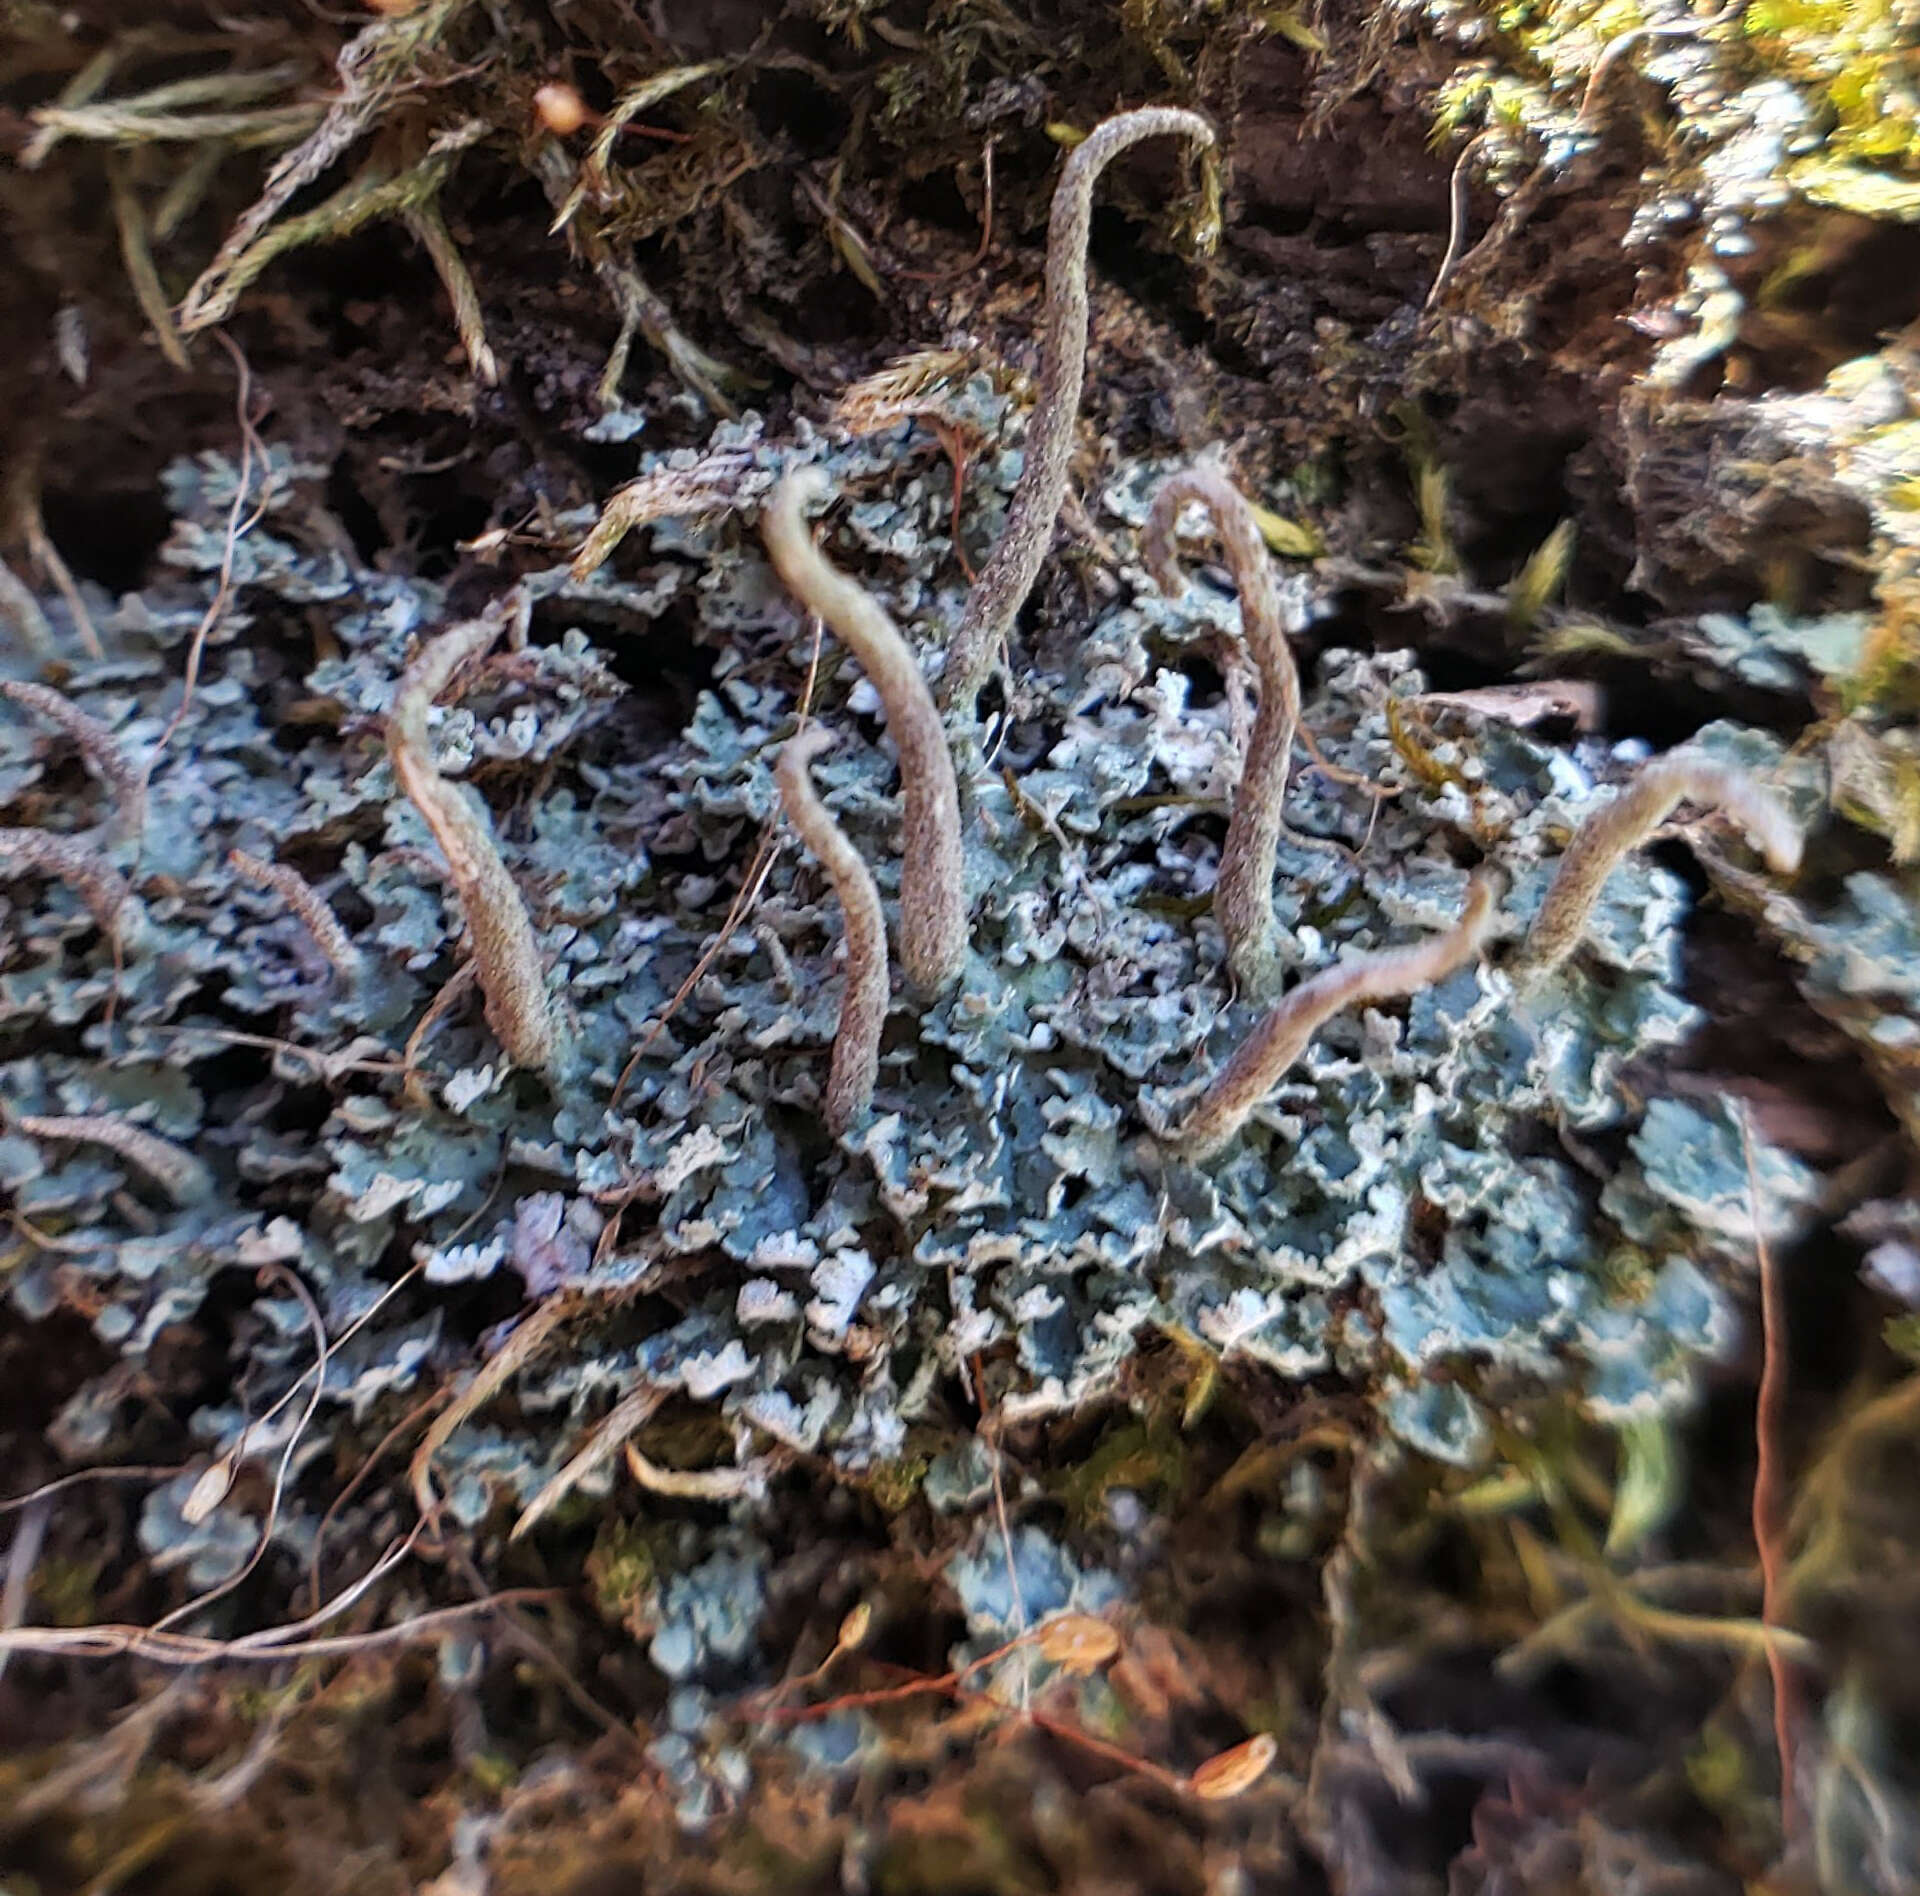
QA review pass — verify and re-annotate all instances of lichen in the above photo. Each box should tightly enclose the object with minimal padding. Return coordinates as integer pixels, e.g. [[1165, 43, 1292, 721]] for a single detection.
[[0, 393, 1810, 1544]]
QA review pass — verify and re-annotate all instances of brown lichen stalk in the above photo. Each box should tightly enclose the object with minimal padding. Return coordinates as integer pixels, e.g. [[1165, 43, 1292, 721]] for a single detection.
[[15, 1111, 213, 1206], [1520, 751, 1802, 975], [777, 725, 890, 1134], [1146, 468, 1301, 997], [940, 106, 1215, 719], [1, 679, 146, 842], [0, 827, 145, 942], [1163, 874, 1500, 1161], [761, 467, 968, 993], [229, 848, 364, 983], [387, 607, 562, 1073]]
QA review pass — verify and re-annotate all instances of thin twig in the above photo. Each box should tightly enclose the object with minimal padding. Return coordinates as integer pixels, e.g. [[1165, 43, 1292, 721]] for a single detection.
[[0, 1589, 557, 1666], [150, 330, 266, 770], [445, 1543, 646, 1757], [611, 834, 780, 1107], [609, 616, 824, 1107], [307, 1383, 447, 1613], [113, 1021, 406, 1080], [896, 136, 996, 284], [1743, 1105, 1800, 1839], [0, 1495, 50, 1689], [757, 1629, 1030, 1723], [1, 1464, 194, 1516], [151, 1263, 329, 1634], [510, 1381, 667, 1541], [410, 1296, 574, 1528], [966, 1348, 1029, 1709], [1023, 1706, 1190, 1794], [402, 958, 478, 1108], [20, 483, 104, 660]]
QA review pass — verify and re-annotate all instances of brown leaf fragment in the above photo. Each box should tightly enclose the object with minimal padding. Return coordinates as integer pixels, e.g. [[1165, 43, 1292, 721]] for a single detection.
[[1187, 1731, 1277, 1800], [1035, 1612, 1121, 1675]]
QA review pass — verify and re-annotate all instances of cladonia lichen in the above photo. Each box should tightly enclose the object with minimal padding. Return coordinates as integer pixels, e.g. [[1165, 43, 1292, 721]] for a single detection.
[[775, 724, 890, 1134], [385, 603, 564, 1074], [1519, 748, 1803, 976], [0, 182, 1836, 1665], [761, 465, 968, 994], [1153, 872, 1501, 1161], [1144, 466, 1304, 998], [940, 106, 1216, 719]]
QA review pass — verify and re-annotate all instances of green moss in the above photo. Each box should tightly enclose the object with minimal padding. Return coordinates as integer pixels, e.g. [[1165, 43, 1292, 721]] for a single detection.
[[1053, 1415, 1186, 1527], [1429, 0, 1920, 235], [465, 1752, 520, 1797], [33, 1553, 104, 1627], [1746, 0, 1920, 173], [584, 1518, 659, 1640], [1885, 1313, 1920, 1365], [875, 1796, 1044, 1896], [863, 1452, 933, 1514]]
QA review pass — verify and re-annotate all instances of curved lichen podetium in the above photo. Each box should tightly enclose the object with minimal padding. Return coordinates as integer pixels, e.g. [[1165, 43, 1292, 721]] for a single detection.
[[939, 105, 1216, 723], [1518, 749, 1802, 978], [1145, 467, 1303, 999], [776, 723, 891, 1134], [387, 600, 564, 1075], [760, 466, 968, 995], [1, 679, 147, 844], [0, 825, 146, 946], [1155, 872, 1502, 1161]]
